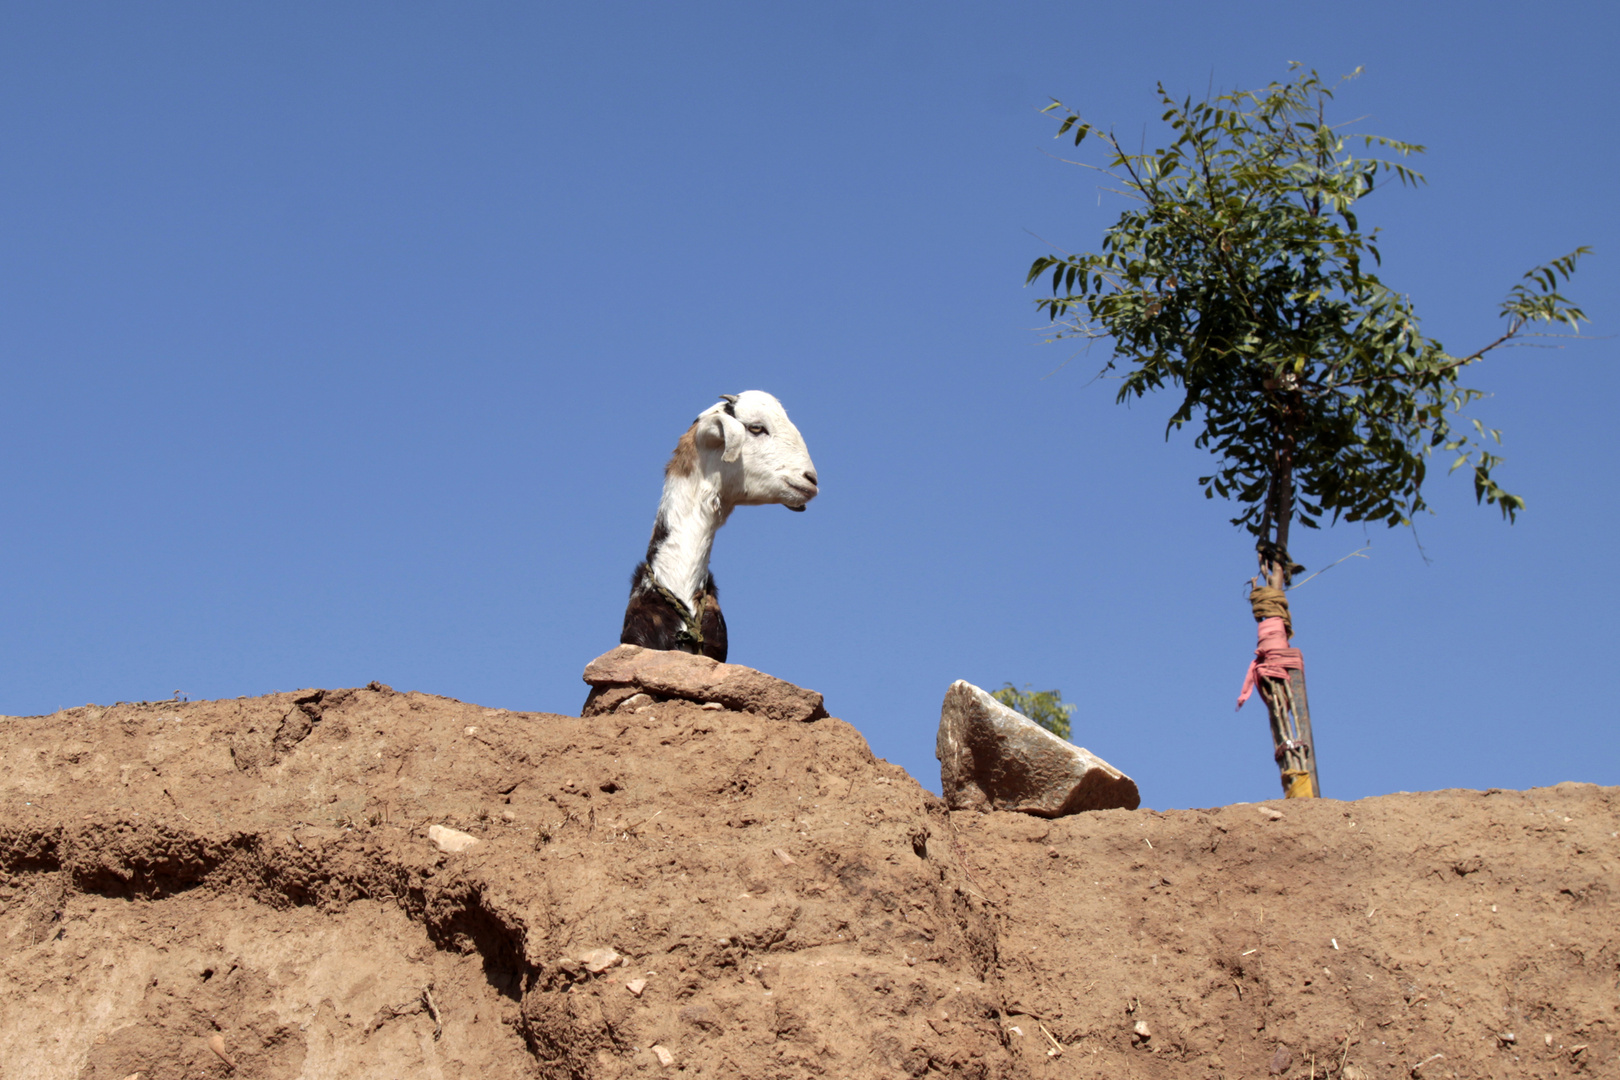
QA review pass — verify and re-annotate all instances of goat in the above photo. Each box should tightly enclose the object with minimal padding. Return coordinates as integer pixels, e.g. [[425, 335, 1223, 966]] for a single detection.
[[619, 391, 818, 662]]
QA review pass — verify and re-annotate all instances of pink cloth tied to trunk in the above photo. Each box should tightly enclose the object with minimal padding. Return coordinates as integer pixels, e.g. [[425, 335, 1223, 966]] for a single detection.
[[1235, 616, 1303, 710]]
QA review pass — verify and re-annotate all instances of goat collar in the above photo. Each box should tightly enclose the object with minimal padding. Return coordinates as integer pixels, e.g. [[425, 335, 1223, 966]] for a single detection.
[[647, 575, 704, 651]]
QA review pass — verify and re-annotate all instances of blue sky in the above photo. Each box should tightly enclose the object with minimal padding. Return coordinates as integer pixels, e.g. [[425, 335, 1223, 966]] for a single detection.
[[3, 3, 1615, 809]]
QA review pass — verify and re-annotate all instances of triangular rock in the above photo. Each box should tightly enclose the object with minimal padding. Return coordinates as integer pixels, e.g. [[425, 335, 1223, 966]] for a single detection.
[[936, 680, 1139, 816]]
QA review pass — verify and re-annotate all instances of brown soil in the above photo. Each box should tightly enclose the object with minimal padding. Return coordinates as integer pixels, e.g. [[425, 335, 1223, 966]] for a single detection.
[[2, 683, 1614, 1079]]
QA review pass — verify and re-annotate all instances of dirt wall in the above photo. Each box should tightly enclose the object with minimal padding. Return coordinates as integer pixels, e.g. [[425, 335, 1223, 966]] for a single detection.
[[1, 685, 1614, 1079]]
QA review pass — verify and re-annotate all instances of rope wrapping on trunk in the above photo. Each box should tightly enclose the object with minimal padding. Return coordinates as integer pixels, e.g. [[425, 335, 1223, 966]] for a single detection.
[[1247, 585, 1293, 637], [1235, 584, 1304, 710], [1238, 582, 1317, 797]]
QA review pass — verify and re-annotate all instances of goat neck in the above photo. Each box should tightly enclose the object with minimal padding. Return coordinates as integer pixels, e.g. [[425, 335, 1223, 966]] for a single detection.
[[645, 435, 736, 615]]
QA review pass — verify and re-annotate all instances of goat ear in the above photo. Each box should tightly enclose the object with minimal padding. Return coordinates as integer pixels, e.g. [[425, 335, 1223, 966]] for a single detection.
[[698, 410, 746, 463], [718, 410, 745, 463]]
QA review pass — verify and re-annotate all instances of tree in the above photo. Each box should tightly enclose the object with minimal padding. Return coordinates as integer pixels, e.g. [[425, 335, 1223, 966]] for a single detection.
[[1027, 66, 1588, 797], [991, 683, 1074, 740]]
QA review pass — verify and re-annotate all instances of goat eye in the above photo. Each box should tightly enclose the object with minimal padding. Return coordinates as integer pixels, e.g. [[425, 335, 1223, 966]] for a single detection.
[[746, 423, 767, 435]]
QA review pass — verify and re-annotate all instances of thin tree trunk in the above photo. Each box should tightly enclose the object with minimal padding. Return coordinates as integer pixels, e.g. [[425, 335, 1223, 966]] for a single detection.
[[1253, 392, 1320, 798]]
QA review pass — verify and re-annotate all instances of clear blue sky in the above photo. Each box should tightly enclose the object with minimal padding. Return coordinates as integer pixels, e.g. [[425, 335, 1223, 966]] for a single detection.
[[3, 3, 1615, 809]]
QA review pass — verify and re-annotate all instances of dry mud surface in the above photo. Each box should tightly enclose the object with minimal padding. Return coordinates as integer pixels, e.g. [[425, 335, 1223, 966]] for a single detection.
[[1, 683, 1615, 1079]]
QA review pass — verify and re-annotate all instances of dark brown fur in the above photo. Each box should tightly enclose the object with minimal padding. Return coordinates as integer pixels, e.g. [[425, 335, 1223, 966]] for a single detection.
[[620, 562, 728, 662]]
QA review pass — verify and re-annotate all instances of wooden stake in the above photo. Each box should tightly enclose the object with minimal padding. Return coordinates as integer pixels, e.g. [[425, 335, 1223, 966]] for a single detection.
[[1258, 677, 1311, 797], [1287, 666, 1321, 797]]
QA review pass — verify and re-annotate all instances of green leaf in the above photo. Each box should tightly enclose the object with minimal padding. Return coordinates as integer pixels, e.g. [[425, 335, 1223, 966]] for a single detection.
[[991, 683, 1074, 740]]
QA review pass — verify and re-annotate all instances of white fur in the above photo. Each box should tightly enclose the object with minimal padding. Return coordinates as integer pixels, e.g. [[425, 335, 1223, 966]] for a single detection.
[[649, 391, 817, 609]]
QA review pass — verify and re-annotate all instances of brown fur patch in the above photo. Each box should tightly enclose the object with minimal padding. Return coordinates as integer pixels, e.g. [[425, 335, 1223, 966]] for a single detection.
[[698, 586, 727, 662], [665, 426, 698, 479], [620, 564, 727, 662]]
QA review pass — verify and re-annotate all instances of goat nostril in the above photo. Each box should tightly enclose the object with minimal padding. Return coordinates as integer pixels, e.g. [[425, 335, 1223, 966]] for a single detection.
[[803, 471, 818, 487]]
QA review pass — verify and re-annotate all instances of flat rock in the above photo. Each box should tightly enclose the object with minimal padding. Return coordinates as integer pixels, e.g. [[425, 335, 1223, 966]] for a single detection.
[[936, 680, 1139, 816], [581, 645, 829, 723]]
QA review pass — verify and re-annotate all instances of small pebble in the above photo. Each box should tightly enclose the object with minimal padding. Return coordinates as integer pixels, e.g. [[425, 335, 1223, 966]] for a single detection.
[[651, 1044, 675, 1067], [427, 824, 481, 854], [207, 1033, 236, 1068], [578, 947, 621, 974]]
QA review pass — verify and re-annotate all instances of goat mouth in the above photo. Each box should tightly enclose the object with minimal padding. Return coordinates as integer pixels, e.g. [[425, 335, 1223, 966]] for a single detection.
[[785, 481, 818, 502]]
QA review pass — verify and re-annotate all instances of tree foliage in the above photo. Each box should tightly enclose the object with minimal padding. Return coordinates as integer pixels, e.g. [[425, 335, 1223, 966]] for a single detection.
[[991, 683, 1074, 740], [1028, 67, 1588, 555]]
